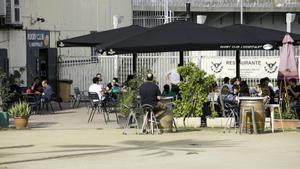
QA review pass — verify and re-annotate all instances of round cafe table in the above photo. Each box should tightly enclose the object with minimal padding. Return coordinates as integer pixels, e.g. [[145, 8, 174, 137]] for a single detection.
[[239, 97, 265, 133]]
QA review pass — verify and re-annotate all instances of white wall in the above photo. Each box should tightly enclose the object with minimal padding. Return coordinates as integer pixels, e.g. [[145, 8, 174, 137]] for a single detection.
[[99, 0, 132, 31], [0, 0, 133, 85], [20, 0, 132, 56]]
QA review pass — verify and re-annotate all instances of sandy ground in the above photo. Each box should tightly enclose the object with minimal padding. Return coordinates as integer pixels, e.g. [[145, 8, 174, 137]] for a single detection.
[[0, 104, 299, 169]]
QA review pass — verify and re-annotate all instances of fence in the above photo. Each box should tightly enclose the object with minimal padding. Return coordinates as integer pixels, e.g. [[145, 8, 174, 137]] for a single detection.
[[59, 53, 299, 95], [132, 0, 300, 9]]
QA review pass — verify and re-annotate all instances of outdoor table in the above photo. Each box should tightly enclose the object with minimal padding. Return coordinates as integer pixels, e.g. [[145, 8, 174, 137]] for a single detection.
[[160, 96, 174, 101], [239, 97, 265, 133]]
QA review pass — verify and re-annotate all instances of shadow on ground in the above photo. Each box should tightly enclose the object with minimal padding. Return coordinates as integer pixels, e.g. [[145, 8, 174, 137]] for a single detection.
[[0, 139, 239, 165], [28, 122, 58, 128]]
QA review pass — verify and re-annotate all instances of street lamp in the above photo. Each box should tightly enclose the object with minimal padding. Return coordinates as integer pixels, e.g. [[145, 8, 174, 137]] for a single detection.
[[286, 13, 296, 33]]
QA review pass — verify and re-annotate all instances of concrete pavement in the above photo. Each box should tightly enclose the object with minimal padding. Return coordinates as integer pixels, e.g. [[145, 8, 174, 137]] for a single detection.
[[0, 104, 300, 169]]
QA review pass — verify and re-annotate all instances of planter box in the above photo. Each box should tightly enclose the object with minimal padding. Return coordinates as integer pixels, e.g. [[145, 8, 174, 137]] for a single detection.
[[206, 117, 235, 128], [274, 119, 298, 129], [0, 112, 9, 128], [174, 117, 201, 128]]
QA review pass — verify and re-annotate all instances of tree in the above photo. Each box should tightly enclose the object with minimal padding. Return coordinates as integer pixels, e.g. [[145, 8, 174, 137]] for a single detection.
[[174, 62, 215, 119]]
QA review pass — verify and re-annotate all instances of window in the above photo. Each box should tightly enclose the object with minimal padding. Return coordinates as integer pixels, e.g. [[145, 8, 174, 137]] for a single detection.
[[14, 8, 20, 22], [14, 0, 19, 5]]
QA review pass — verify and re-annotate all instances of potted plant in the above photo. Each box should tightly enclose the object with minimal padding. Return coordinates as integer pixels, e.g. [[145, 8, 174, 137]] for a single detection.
[[272, 95, 298, 130], [173, 62, 215, 128], [9, 101, 32, 129]]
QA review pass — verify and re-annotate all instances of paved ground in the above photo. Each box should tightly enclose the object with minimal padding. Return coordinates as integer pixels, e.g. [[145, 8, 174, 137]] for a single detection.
[[0, 103, 300, 169]]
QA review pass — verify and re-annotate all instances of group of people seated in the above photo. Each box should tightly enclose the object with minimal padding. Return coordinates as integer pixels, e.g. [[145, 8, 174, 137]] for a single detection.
[[88, 73, 122, 106], [203, 76, 300, 125], [8, 77, 53, 109], [88, 72, 179, 118]]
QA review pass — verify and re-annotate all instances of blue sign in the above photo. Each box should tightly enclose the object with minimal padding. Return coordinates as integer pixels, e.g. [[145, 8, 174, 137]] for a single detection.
[[27, 30, 50, 48]]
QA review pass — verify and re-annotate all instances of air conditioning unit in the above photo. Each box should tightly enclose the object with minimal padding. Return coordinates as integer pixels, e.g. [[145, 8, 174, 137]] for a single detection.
[[0, 0, 6, 16], [5, 0, 23, 25]]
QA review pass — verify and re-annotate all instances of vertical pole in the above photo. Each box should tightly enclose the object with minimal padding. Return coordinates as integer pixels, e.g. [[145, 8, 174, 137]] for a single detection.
[[240, 0, 243, 24], [179, 51, 184, 66], [133, 53, 137, 74], [186, 3, 191, 22], [164, 0, 169, 24], [236, 50, 240, 78], [96, 0, 99, 31]]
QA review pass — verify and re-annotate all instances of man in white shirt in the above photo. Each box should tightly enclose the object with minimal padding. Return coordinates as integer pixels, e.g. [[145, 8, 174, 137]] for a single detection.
[[166, 66, 180, 95], [89, 77, 104, 100]]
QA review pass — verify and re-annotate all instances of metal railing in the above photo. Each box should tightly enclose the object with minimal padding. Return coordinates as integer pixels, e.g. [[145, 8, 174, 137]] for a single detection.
[[59, 53, 300, 94], [132, 0, 300, 10]]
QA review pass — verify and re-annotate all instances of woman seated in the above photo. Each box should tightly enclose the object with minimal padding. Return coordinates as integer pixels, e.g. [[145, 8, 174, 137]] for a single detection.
[[31, 77, 43, 94], [239, 81, 250, 97], [106, 78, 120, 100], [218, 85, 239, 116], [255, 83, 270, 104]]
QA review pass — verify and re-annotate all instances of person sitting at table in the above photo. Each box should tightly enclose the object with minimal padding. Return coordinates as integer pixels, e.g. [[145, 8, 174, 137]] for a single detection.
[[287, 78, 300, 107], [9, 78, 23, 103], [239, 81, 250, 97], [41, 80, 53, 103], [262, 78, 275, 102], [255, 83, 271, 105], [221, 77, 232, 92], [31, 77, 43, 94], [139, 73, 166, 116], [88, 77, 104, 101], [162, 84, 176, 99], [218, 85, 239, 116]]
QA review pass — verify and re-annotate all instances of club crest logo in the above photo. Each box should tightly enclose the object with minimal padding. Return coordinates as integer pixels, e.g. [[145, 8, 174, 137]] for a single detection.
[[210, 62, 223, 73], [264, 62, 278, 73]]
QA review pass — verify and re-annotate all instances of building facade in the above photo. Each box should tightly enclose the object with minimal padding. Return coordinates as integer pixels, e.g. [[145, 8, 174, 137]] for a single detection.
[[1, 0, 300, 92], [0, 0, 132, 91]]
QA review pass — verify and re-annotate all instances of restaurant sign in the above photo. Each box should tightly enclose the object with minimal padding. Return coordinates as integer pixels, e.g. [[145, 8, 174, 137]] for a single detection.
[[27, 30, 50, 48], [202, 56, 281, 79]]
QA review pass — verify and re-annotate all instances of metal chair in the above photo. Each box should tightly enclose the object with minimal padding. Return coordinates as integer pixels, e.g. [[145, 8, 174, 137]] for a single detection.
[[72, 87, 89, 108], [141, 104, 160, 134], [42, 93, 62, 113], [223, 103, 239, 133], [122, 104, 140, 135], [25, 94, 40, 114], [101, 94, 119, 123], [87, 92, 107, 123]]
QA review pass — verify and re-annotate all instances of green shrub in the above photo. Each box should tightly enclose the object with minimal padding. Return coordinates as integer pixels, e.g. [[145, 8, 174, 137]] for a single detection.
[[174, 62, 215, 118], [9, 101, 32, 118]]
